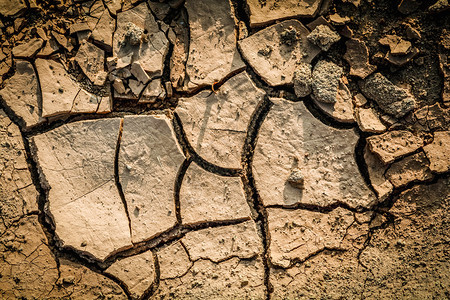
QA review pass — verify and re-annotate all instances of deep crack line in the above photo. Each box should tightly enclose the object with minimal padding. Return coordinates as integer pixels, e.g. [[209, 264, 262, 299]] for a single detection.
[[240, 96, 273, 300], [114, 118, 133, 238]]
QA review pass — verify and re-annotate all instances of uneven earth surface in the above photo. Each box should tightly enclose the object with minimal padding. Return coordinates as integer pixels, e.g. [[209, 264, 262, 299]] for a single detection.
[[0, 0, 449, 299]]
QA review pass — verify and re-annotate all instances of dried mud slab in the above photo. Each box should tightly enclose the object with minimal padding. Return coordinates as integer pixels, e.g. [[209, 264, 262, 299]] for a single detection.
[[246, 0, 323, 27], [105, 250, 155, 299], [119, 115, 184, 243], [176, 72, 265, 168], [267, 207, 358, 267], [182, 221, 262, 262], [154, 223, 265, 299], [385, 152, 433, 188], [184, 0, 245, 90], [238, 20, 321, 86], [364, 146, 394, 201], [32, 118, 132, 260], [423, 131, 450, 173], [180, 162, 251, 224], [113, 3, 169, 75], [158, 241, 193, 280], [0, 60, 44, 129], [253, 98, 376, 208], [0, 110, 38, 231]]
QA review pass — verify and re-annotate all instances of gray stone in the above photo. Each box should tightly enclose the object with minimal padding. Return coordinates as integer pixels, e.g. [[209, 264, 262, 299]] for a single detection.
[[293, 63, 312, 98], [312, 60, 343, 104], [359, 73, 416, 118], [307, 25, 340, 51], [239, 20, 321, 86], [253, 98, 376, 208]]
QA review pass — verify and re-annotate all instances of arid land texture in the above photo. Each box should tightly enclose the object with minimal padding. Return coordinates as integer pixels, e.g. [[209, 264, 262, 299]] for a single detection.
[[0, 0, 449, 299]]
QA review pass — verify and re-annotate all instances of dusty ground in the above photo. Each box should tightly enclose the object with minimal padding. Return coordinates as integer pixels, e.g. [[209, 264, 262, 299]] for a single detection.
[[0, 0, 449, 299]]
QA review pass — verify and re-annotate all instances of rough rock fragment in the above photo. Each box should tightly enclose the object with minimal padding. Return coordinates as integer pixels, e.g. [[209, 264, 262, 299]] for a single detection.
[[0, 111, 38, 229], [364, 146, 393, 201], [253, 98, 376, 208], [96, 96, 112, 114], [293, 63, 312, 97], [414, 102, 450, 131], [329, 13, 350, 25], [428, 0, 450, 12], [0, 60, 44, 129], [32, 118, 131, 260], [353, 93, 368, 107], [91, 10, 115, 51], [385, 152, 433, 187], [313, 79, 355, 123], [105, 251, 155, 299], [386, 47, 419, 66], [438, 53, 450, 105], [75, 41, 105, 84], [307, 25, 340, 51], [355, 107, 386, 133], [176, 72, 264, 168], [246, 0, 323, 27], [312, 60, 343, 104], [130, 61, 150, 83], [0, 0, 26, 17], [359, 73, 416, 118], [114, 3, 169, 75], [366, 130, 424, 164], [158, 241, 193, 279], [182, 221, 262, 262], [344, 38, 377, 79], [51, 31, 74, 52], [113, 78, 126, 94], [155, 258, 265, 299], [139, 79, 166, 103], [69, 22, 90, 35], [12, 38, 44, 58], [267, 207, 356, 267], [35, 58, 80, 117], [405, 24, 421, 40], [71, 89, 101, 113], [180, 162, 251, 224], [239, 20, 321, 86], [391, 39, 412, 55], [423, 131, 450, 173], [36, 38, 59, 58], [184, 0, 244, 90], [398, 0, 420, 14], [119, 115, 184, 243]]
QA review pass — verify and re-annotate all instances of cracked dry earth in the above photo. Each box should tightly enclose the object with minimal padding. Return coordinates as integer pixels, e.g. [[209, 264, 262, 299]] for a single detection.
[[0, 0, 449, 299]]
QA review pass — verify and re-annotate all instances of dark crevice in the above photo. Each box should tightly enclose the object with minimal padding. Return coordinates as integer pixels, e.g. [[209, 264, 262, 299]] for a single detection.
[[354, 131, 378, 196], [102, 218, 250, 268], [174, 158, 192, 224], [272, 247, 348, 270], [114, 118, 132, 237], [240, 96, 273, 300], [171, 112, 242, 177], [140, 249, 160, 300]]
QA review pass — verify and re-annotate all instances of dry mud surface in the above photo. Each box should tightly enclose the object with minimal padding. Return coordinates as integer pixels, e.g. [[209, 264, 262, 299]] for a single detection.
[[0, 0, 449, 299]]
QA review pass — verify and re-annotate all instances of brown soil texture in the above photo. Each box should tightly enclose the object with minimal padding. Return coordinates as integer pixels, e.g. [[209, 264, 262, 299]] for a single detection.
[[0, 0, 449, 299]]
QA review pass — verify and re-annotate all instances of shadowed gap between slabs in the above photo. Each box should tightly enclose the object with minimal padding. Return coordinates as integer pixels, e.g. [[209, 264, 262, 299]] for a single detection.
[[240, 95, 273, 300]]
